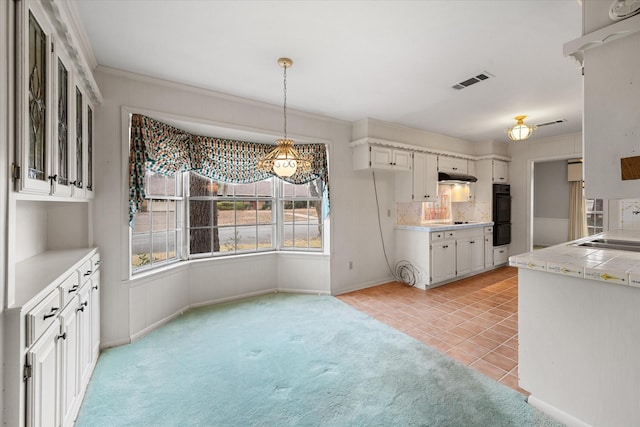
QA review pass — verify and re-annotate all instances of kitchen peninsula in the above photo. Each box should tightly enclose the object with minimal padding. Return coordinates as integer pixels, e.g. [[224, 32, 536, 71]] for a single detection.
[[510, 230, 640, 426], [395, 221, 495, 289]]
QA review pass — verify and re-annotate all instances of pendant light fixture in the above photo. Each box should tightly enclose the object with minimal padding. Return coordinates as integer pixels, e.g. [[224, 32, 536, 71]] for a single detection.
[[257, 58, 311, 177], [507, 115, 536, 141]]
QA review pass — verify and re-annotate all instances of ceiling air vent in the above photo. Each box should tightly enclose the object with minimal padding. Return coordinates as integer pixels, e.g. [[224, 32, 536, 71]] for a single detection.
[[451, 72, 493, 90], [535, 119, 567, 127]]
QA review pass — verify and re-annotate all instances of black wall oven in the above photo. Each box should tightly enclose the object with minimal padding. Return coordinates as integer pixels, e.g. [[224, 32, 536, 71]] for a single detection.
[[493, 184, 511, 246]]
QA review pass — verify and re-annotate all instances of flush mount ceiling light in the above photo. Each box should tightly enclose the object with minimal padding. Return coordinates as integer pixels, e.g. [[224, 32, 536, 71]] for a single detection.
[[507, 115, 536, 141], [257, 57, 311, 177]]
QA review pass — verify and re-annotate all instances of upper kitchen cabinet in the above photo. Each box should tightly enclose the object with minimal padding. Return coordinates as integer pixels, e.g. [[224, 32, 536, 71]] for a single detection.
[[351, 138, 411, 172], [564, 13, 640, 199], [14, 0, 101, 199], [438, 156, 468, 174], [396, 152, 438, 202], [492, 160, 509, 184]]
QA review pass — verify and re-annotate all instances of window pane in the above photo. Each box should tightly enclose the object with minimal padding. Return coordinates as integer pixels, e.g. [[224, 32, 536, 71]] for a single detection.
[[233, 183, 255, 197], [595, 214, 603, 227], [310, 225, 322, 248], [167, 231, 177, 259], [257, 225, 275, 250], [257, 201, 273, 224], [587, 214, 595, 227], [216, 201, 235, 226], [57, 59, 69, 186], [309, 200, 322, 224], [147, 172, 166, 196], [189, 172, 212, 196], [152, 232, 167, 262], [594, 199, 603, 211], [151, 200, 168, 232], [294, 226, 309, 248], [75, 88, 83, 188], [190, 228, 211, 254], [167, 200, 176, 226], [217, 227, 237, 253], [131, 233, 151, 267], [308, 179, 324, 198], [28, 12, 47, 181], [236, 202, 257, 226], [132, 200, 150, 233], [282, 224, 294, 248], [256, 180, 274, 197], [190, 200, 211, 227], [236, 226, 257, 252], [216, 182, 233, 197], [283, 182, 296, 197]]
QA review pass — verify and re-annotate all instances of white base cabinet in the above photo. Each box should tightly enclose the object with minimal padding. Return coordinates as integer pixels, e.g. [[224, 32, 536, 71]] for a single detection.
[[395, 225, 496, 289], [4, 249, 100, 427]]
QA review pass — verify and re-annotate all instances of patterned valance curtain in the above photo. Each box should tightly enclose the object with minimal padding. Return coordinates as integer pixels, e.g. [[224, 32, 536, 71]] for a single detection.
[[129, 114, 329, 223]]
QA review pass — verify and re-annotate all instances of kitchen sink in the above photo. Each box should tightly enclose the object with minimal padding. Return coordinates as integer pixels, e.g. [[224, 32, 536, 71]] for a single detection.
[[574, 238, 640, 252]]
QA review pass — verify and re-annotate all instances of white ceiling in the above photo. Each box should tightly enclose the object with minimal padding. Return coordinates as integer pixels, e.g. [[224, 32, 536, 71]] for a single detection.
[[72, 0, 584, 143]]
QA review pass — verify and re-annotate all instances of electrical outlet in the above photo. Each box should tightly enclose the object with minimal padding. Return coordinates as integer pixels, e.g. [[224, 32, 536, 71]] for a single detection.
[[387, 209, 391, 217], [349, 261, 353, 270]]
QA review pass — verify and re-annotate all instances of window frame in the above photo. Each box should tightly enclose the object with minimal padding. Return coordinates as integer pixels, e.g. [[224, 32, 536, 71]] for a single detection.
[[278, 179, 324, 252], [186, 172, 278, 258], [130, 171, 184, 274]]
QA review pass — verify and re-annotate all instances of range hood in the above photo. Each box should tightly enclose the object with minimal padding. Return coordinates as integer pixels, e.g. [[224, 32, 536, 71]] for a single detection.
[[438, 171, 478, 183]]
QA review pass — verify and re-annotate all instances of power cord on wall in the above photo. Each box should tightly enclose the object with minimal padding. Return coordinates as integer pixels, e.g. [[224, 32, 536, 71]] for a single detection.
[[371, 170, 421, 287]]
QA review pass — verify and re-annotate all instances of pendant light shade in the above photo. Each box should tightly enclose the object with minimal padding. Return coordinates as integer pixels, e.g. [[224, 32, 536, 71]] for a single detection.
[[507, 115, 536, 141], [257, 58, 311, 177]]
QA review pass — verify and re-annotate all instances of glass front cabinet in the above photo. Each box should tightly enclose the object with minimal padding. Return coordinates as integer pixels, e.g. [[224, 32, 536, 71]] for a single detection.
[[15, 0, 98, 199]]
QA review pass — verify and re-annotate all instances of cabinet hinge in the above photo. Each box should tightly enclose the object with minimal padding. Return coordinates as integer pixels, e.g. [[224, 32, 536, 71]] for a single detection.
[[23, 364, 32, 382], [51, 42, 54, 53], [11, 163, 21, 180]]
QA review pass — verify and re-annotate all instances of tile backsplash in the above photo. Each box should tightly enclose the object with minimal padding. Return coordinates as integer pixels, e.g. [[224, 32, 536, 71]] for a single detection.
[[620, 199, 640, 230], [397, 185, 492, 225]]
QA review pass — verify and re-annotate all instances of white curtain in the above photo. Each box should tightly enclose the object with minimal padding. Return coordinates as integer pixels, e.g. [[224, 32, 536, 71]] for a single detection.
[[568, 180, 588, 240]]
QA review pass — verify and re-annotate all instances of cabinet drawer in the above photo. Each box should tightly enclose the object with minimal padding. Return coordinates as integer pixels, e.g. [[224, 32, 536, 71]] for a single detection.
[[60, 272, 81, 308], [444, 230, 456, 240], [430, 231, 444, 241], [79, 259, 93, 284], [494, 246, 509, 265], [26, 290, 61, 347], [90, 252, 101, 271]]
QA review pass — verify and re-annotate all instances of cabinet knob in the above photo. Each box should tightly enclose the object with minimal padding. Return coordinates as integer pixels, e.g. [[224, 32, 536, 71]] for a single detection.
[[69, 285, 79, 294], [56, 332, 67, 341], [84, 270, 92, 277], [92, 285, 99, 290]]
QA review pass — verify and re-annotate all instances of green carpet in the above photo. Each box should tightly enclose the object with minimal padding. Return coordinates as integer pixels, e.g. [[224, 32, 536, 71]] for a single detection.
[[76, 293, 561, 426]]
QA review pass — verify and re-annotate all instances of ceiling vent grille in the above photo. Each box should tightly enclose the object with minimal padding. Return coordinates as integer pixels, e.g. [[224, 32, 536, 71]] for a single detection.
[[451, 72, 493, 90], [535, 119, 567, 127]]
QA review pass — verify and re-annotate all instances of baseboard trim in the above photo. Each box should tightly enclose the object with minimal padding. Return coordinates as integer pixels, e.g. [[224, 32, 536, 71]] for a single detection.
[[189, 288, 278, 309], [527, 395, 591, 427], [277, 287, 331, 295]]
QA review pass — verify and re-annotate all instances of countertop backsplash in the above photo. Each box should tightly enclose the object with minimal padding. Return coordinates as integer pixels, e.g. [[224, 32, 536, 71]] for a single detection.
[[397, 186, 491, 226]]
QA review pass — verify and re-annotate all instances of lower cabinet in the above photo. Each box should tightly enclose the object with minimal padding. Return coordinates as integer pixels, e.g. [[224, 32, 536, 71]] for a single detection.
[[494, 245, 509, 266], [431, 240, 456, 283], [395, 226, 496, 290], [5, 249, 100, 427]]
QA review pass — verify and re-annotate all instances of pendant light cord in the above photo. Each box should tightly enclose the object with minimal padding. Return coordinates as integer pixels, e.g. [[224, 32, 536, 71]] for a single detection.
[[283, 64, 287, 140]]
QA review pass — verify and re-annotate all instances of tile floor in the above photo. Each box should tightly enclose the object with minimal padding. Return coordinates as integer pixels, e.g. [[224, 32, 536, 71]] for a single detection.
[[337, 266, 528, 395]]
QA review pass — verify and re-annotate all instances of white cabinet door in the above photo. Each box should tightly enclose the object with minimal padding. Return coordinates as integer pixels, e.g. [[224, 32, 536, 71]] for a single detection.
[[468, 160, 476, 201], [78, 284, 93, 388], [59, 301, 79, 427], [493, 160, 509, 183], [431, 241, 456, 283], [90, 271, 101, 359], [16, 1, 56, 195], [470, 237, 484, 272], [438, 156, 468, 174], [413, 152, 438, 201], [26, 322, 60, 427], [484, 234, 494, 268], [370, 146, 411, 171], [456, 238, 472, 276]]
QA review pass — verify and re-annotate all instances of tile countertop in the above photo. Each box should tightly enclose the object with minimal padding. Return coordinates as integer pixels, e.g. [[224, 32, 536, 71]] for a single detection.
[[509, 229, 640, 288], [395, 221, 494, 232]]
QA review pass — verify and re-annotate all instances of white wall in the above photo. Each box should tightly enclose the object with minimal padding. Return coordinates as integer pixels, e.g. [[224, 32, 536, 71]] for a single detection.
[[533, 160, 570, 246], [94, 68, 398, 346], [508, 133, 582, 256]]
